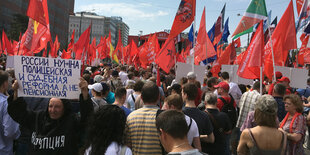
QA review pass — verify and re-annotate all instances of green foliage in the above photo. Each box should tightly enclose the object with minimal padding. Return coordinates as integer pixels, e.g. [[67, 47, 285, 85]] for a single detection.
[[8, 14, 28, 41]]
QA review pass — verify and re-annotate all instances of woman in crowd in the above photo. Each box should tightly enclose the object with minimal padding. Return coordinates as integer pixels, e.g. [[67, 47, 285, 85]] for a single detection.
[[279, 94, 306, 155], [238, 95, 287, 155], [7, 78, 93, 154], [126, 80, 144, 111], [84, 105, 132, 155]]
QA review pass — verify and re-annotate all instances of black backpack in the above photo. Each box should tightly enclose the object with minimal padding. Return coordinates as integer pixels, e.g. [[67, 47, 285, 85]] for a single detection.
[[218, 94, 237, 127]]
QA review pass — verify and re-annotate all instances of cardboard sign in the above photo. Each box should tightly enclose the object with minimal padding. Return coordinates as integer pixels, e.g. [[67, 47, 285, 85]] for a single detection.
[[14, 56, 81, 99], [176, 62, 205, 84]]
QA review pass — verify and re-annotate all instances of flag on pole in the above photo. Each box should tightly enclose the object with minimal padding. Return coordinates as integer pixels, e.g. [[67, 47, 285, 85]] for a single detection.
[[296, 0, 309, 31], [232, 0, 268, 37], [169, 0, 196, 39], [213, 4, 226, 45], [67, 29, 75, 52], [74, 24, 91, 60], [219, 18, 230, 44], [2, 30, 13, 55], [155, 38, 176, 73], [237, 21, 264, 79]]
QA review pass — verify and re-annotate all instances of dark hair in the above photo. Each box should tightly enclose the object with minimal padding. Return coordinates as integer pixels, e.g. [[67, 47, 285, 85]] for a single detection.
[[180, 77, 188, 85], [83, 74, 91, 84], [283, 94, 304, 113], [195, 81, 201, 89], [156, 110, 188, 139], [274, 83, 286, 96], [91, 66, 98, 73], [85, 105, 126, 155], [0, 70, 9, 87], [133, 80, 144, 92], [141, 82, 159, 104], [182, 83, 198, 101], [307, 78, 310, 84], [160, 74, 166, 82], [120, 66, 126, 71], [252, 81, 264, 90], [207, 77, 217, 88], [221, 72, 229, 80], [127, 72, 134, 79], [165, 94, 183, 110], [170, 84, 182, 95], [115, 87, 127, 99]]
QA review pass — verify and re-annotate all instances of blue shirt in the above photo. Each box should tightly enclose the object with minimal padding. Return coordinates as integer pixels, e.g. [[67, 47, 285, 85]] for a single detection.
[[0, 93, 20, 155], [274, 96, 287, 122], [121, 106, 131, 118], [297, 87, 310, 98]]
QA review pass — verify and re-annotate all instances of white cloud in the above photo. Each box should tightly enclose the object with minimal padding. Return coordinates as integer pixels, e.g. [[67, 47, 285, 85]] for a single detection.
[[78, 3, 169, 21]]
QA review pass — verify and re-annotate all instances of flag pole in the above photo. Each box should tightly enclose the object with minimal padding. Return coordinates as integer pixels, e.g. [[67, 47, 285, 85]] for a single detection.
[[260, 66, 263, 95], [267, 19, 276, 82], [192, 5, 197, 72]]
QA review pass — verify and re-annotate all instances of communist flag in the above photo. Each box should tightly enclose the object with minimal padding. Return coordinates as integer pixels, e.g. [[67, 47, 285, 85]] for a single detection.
[[237, 21, 264, 79], [129, 40, 139, 64], [61, 49, 71, 59], [67, 29, 75, 52], [74, 24, 91, 60], [139, 34, 160, 67], [27, 0, 47, 27], [297, 35, 309, 66], [0, 39, 2, 54], [97, 36, 108, 59], [263, 0, 297, 80], [194, 7, 216, 65], [87, 37, 97, 65], [155, 38, 176, 73], [169, 0, 196, 39], [50, 35, 59, 58], [2, 30, 13, 55], [211, 43, 235, 77], [114, 30, 124, 64]]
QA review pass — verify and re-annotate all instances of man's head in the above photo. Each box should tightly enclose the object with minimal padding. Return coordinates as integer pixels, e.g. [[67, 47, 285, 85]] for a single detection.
[[48, 98, 64, 120], [115, 87, 127, 104], [214, 81, 229, 96], [141, 81, 159, 104], [207, 77, 218, 90], [273, 83, 286, 97], [120, 66, 126, 71], [204, 93, 218, 106], [182, 83, 198, 101], [0, 70, 9, 92], [156, 110, 189, 152], [164, 94, 183, 110], [186, 72, 196, 83], [88, 83, 103, 97], [220, 72, 230, 81], [252, 81, 265, 91], [278, 76, 290, 87]]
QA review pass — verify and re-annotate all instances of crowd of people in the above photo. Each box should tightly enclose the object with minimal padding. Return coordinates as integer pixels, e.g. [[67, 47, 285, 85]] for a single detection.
[[1, 61, 310, 155]]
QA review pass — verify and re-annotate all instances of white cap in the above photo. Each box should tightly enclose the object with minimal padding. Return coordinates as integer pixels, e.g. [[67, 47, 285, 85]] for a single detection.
[[187, 72, 196, 79], [88, 83, 103, 92]]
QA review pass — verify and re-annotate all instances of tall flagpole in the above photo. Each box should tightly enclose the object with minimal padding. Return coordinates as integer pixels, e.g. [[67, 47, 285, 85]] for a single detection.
[[192, 5, 197, 72], [260, 67, 263, 95], [267, 18, 276, 82]]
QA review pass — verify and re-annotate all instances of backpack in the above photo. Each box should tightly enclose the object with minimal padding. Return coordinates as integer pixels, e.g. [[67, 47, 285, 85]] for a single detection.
[[218, 94, 237, 127]]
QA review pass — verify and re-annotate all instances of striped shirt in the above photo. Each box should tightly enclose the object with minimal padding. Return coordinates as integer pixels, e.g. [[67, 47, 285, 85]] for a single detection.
[[126, 105, 162, 155]]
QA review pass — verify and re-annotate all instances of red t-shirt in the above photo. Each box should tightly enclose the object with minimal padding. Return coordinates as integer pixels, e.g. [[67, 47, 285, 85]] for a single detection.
[[195, 88, 202, 107], [217, 96, 237, 111]]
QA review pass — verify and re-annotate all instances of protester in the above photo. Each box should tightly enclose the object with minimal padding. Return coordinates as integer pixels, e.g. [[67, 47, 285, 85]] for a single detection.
[[113, 87, 131, 118], [187, 72, 202, 107], [108, 70, 123, 92], [84, 105, 132, 155], [273, 83, 287, 121], [182, 83, 214, 153], [279, 94, 306, 155], [126, 81, 162, 154], [88, 82, 108, 112], [267, 71, 283, 95], [238, 95, 287, 155], [162, 94, 202, 151], [119, 66, 128, 85], [156, 110, 204, 155], [204, 93, 232, 155], [126, 80, 144, 111], [0, 70, 20, 155], [219, 72, 242, 106], [278, 77, 294, 95], [168, 83, 182, 96]]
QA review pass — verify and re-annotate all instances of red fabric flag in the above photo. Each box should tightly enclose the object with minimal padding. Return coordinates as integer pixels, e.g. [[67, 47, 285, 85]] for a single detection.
[[129, 40, 139, 64], [114, 30, 124, 64], [237, 21, 264, 79], [169, 0, 196, 39], [156, 68, 161, 87], [176, 48, 186, 63], [50, 35, 59, 58], [61, 49, 71, 59], [194, 7, 216, 65], [234, 38, 241, 48], [139, 34, 160, 67], [296, 0, 305, 16], [88, 37, 96, 65], [67, 29, 75, 52], [27, 0, 47, 26], [297, 35, 309, 66], [155, 38, 176, 73], [0, 40, 2, 54], [97, 36, 108, 59], [211, 43, 235, 76], [2, 30, 13, 55], [263, 0, 297, 80], [74, 24, 91, 60], [234, 51, 245, 65]]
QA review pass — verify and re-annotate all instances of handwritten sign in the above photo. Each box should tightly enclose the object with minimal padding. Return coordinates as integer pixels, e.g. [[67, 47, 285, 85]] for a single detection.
[[14, 56, 81, 99]]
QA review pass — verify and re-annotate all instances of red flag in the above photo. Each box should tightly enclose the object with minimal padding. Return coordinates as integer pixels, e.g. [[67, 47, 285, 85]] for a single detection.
[[2, 30, 13, 55], [263, 0, 297, 80], [67, 29, 75, 52], [114, 30, 124, 63], [194, 7, 216, 65], [139, 34, 160, 67], [61, 49, 71, 59], [237, 21, 264, 79], [169, 0, 196, 39], [129, 40, 139, 64], [176, 48, 186, 63], [155, 38, 176, 73], [298, 35, 309, 66], [88, 37, 96, 65], [296, 0, 305, 16], [211, 43, 234, 76], [234, 38, 241, 48], [234, 51, 245, 65], [0, 40, 2, 54], [26, 0, 47, 26], [50, 35, 59, 58], [97, 36, 108, 59], [74, 24, 91, 60], [156, 68, 161, 87]]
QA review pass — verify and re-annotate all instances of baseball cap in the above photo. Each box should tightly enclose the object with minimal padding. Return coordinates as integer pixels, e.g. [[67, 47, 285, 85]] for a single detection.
[[94, 75, 104, 83], [275, 71, 283, 79], [88, 83, 103, 92], [278, 76, 290, 83], [214, 82, 229, 91], [255, 95, 278, 115], [187, 72, 196, 79]]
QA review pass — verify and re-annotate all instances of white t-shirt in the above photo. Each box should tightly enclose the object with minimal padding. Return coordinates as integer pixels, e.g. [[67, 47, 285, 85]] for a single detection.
[[119, 71, 128, 85], [185, 115, 199, 145], [84, 142, 132, 155]]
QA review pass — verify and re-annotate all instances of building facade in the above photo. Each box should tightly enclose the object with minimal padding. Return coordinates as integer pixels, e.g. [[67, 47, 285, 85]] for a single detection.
[[0, 0, 74, 47], [111, 17, 129, 46]]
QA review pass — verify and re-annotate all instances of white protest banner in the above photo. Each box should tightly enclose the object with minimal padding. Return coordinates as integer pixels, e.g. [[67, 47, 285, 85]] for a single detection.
[[14, 55, 81, 99], [221, 65, 254, 86], [6, 56, 14, 68], [275, 66, 308, 89], [176, 62, 205, 84]]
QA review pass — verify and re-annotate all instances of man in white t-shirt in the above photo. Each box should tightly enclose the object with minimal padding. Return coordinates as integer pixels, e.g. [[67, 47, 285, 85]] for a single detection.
[[119, 66, 128, 85], [162, 94, 201, 151]]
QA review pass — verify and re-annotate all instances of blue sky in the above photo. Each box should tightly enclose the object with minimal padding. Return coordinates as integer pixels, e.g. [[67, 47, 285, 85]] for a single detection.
[[75, 0, 298, 46]]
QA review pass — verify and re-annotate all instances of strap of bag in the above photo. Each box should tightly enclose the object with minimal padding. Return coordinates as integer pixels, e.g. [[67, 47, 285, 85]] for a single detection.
[[120, 145, 127, 155], [131, 94, 136, 103], [205, 110, 222, 133]]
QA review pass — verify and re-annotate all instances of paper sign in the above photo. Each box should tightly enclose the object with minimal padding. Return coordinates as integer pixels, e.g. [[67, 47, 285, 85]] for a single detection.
[[176, 62, 205, 84], [14, 56, 81, 99]]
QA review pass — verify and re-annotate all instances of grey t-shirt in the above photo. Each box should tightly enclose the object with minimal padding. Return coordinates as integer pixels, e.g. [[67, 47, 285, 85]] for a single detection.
[[167, 149, 204, 155], [91, 97, 108, 112]]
